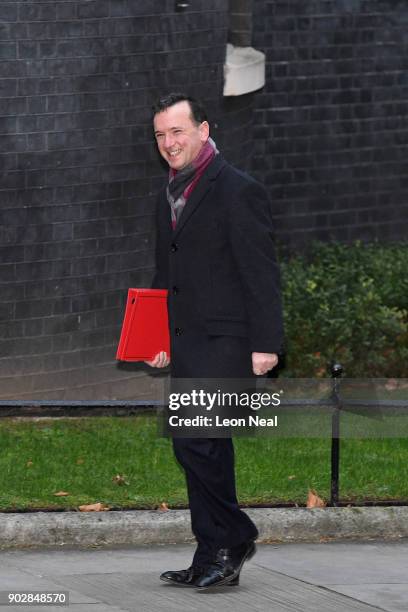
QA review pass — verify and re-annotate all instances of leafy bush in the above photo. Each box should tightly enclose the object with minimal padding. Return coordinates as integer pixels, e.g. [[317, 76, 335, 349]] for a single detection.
[[280, 242, 408, 377]]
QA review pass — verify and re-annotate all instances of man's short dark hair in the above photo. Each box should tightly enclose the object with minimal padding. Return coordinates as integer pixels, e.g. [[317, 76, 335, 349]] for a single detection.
[[152, 93, 208, 125]]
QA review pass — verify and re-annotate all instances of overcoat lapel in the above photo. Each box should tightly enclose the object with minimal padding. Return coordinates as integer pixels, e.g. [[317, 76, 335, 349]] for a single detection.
[[171, 155, 227, 239]]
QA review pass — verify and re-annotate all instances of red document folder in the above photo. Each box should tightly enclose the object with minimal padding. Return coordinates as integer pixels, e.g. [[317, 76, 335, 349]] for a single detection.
[[116, 289, 170, 361]]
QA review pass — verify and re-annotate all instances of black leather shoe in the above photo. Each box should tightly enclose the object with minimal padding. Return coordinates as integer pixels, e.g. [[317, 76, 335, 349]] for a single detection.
[[160, 565, 240, 587], [195, 540, 256, 590], [160, 565, 203, 587]]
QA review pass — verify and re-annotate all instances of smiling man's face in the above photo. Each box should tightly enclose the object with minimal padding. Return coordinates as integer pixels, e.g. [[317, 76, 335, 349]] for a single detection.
[[153, 100, 209, 171]]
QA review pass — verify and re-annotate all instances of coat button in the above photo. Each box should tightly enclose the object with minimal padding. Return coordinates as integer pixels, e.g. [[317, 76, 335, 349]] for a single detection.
[[175, 327, 183, 336], [171, 243, 178, 252], [172, 286, 179, 295]]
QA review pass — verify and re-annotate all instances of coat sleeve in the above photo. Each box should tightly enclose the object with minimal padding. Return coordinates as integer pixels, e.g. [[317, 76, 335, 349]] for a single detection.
[[228, 180, 284, 354]]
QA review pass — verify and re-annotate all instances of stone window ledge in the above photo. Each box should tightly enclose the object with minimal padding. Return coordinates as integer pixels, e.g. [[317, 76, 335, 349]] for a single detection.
[[223, 43, 265, 96]]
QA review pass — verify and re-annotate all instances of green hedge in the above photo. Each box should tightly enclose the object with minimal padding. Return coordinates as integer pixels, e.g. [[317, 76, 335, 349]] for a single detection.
[[280, 242, 408, 377]]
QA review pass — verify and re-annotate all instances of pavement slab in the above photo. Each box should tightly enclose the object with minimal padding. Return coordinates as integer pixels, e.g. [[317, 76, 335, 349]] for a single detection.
[[0, 541, 407, 611]]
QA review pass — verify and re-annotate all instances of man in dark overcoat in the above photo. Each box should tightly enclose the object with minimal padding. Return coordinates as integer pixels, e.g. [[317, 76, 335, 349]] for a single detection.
[[147, 93, 284, 590]]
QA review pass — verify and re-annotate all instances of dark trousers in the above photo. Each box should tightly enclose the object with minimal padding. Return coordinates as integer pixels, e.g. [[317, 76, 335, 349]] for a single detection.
[[170, 331, 258, 567], [173, 436, 259, 568]]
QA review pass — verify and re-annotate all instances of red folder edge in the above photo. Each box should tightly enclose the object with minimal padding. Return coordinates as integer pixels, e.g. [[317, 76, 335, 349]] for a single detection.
[[116, 289, 170, 362]]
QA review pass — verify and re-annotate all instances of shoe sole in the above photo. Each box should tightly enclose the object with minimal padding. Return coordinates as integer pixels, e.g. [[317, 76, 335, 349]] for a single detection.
[[195, 542, 256, 591]]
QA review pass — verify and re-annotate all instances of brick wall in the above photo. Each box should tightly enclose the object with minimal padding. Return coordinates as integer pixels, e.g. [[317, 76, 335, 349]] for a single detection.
[[1, 0, 407, 400], [229, 0, 253, 47], [0, 0, 254, 400], [252, 0, 408, 246]]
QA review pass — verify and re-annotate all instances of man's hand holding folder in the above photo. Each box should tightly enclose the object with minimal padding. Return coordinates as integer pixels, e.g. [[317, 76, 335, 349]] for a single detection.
[[116, 289, 170, 364], [145, 350, 170, 368]]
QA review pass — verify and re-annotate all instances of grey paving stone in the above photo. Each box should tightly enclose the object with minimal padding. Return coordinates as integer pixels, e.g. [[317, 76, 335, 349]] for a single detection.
[[44, 568, 382, 612], [0, 544, 175, 577], [331, 584, 408, 612], [254, 541, 408, 584], [0, 565, 97, 605]]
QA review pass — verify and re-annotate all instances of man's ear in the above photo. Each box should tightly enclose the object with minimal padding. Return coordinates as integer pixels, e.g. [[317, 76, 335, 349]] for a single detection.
[[199, 121, 210, 142]]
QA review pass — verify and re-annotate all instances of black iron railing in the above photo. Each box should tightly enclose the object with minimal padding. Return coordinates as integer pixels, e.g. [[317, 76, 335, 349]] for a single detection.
[[1, 367, 406, 507]]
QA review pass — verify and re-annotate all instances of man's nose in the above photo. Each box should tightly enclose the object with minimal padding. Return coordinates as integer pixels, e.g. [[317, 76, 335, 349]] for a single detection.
[[164, 133, 175, 148]]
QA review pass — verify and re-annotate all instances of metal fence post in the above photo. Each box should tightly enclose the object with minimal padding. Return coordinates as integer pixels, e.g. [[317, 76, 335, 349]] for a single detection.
[[330, 362, 343, 507]]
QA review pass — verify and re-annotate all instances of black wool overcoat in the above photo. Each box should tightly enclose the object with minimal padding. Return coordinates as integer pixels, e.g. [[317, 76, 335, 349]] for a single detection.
[[152, 154, 284, 379]]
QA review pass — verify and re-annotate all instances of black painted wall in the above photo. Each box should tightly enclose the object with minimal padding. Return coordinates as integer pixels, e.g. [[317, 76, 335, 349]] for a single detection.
[[1, 0, 407, 399], [0, 0, 255, 399], [252, 0, 408, 246]]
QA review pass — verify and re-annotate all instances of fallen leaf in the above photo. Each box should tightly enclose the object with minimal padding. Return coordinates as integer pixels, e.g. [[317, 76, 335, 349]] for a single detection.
[[76, 458, 84, 465], [288, 475, 296, 480], [158, 502, 169, 512], [54, 491, 69, 497], [306, 489, 326, 508], [112, 474, 129, 486], [385, 379, 398, 391], [26, 460, 33, 467], [78, 502, 110, 512]]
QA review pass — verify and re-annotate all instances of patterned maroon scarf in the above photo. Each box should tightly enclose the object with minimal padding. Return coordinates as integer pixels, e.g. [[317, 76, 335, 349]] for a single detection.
[[167, 138, 218, 229]]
